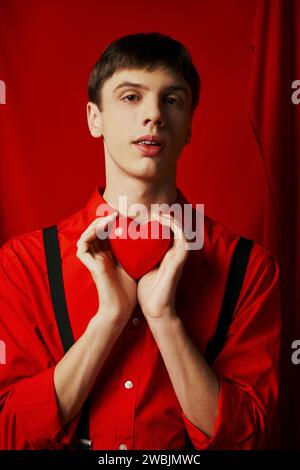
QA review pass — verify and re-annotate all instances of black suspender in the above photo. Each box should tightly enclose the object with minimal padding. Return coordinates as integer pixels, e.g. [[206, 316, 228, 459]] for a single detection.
[[43, 225, 254, 451], [42, 226, 74, 353], [43, 225, 92, 450], [185, 235, 254, 450], [204, 236, 254, 364]]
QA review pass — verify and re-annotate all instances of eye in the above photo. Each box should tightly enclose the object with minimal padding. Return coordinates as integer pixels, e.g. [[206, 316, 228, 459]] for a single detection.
[[122, 94, 140, 102], [164, 96, 178, 105]]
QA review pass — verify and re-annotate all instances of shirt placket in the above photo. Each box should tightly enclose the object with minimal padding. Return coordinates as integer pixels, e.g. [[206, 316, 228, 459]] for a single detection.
[[114, 305, 145, 451]]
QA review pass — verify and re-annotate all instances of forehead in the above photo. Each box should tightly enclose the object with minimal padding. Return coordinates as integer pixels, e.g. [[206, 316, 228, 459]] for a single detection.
[[102, 67, 191, 95]]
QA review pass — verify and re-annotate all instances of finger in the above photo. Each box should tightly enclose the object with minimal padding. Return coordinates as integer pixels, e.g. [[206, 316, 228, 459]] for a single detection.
[[152, 212, 186, 242], [77, 229, 101, 257], [77, 228, 114, 262], [155, 213, 189, 263], [76, 250, 97, 273], [95, 211, 119, 240], [86, 211, 118, 235], [76, 218, 116, 263], [83, 211, 118, 234], [76, 234, 114, 278], [77, 212, 118, 247]]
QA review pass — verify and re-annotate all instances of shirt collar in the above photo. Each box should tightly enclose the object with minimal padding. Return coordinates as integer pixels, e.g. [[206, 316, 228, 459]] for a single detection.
[[85, 186, 189, 221]]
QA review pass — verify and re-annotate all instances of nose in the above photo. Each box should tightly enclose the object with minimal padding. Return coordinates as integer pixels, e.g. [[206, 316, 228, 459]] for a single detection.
[[142, 97, 164, 128]]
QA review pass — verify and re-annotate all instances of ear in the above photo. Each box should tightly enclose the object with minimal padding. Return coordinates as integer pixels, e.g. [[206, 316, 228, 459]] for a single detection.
[[87, 102, 103, 138]]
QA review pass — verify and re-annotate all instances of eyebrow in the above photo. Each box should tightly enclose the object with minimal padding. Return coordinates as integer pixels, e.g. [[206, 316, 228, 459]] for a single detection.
[[112, 81, 189, 97]]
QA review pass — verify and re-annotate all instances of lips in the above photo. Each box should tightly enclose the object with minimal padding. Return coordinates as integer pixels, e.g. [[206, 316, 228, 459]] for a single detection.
[[133, 134, 165, 156], [134, 134, 165, 146]]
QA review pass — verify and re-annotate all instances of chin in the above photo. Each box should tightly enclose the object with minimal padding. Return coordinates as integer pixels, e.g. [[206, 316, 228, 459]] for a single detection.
[[132, 170, 161, 181], [136, 160, 166, 179], [127, 166, 163, 182], [118, 154, 170, 181]]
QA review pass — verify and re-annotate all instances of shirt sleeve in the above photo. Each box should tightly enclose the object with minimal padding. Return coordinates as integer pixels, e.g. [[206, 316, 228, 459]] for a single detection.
[[182, 246, 282, 450], [0, 241, 81, 450]]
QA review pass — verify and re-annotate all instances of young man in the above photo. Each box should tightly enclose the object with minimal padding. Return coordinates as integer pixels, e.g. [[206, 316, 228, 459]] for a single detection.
[[0, 32, 281, 450]]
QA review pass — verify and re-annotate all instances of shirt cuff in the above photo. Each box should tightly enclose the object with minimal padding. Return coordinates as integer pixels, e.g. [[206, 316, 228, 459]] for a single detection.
[[14, 366, 80, 449], [181, 377, 223, 450], [181, 377, 260, 449]]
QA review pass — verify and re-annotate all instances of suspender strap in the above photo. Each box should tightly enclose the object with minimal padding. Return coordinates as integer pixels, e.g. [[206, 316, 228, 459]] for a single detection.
[[43, 225, 92, 450], [43, 226, 74, 352], [204, 236, 254, 364], [185, 236, 254, 450]]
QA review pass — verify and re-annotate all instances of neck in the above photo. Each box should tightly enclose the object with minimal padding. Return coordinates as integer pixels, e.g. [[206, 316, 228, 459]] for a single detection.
[[103, 171, 178, 219]]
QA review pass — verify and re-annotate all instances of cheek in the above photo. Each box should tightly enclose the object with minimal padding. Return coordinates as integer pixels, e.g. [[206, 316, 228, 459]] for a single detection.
[[104, 112, 127, 141], [168, 110, 189, 130], [110, 107, 135, 139], [171, 120, 189, 145]]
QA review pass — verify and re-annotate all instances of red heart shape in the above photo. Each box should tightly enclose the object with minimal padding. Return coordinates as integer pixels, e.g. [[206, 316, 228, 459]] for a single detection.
[[106, 215, 173, 280]]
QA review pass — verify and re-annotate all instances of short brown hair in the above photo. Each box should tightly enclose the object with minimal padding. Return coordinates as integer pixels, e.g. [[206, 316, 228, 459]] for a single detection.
[[88, 32, 200, 113]]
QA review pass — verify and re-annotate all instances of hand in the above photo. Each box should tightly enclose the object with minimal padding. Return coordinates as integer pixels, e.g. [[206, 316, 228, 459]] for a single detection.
[[137, 213, 189, 321], [76, 212, 137, 325]]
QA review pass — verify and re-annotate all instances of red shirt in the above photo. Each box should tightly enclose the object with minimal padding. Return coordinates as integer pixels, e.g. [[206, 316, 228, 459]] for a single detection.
[[0, 186, 281, 450]]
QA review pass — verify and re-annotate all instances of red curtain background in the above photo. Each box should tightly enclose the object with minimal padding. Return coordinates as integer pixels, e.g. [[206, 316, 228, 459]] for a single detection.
[[0, 0, 299, 449], [248, 0, 300, 449]]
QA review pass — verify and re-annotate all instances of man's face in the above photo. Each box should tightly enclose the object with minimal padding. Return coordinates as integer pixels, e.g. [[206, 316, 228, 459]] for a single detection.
[[87, 67, 193, 181]]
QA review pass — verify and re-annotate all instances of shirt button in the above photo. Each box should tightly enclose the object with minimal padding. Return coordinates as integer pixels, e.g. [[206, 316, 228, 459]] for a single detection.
[[124, 380, 133, 389], [119, 443, 128, 450], [132, 317, 140, 326]]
